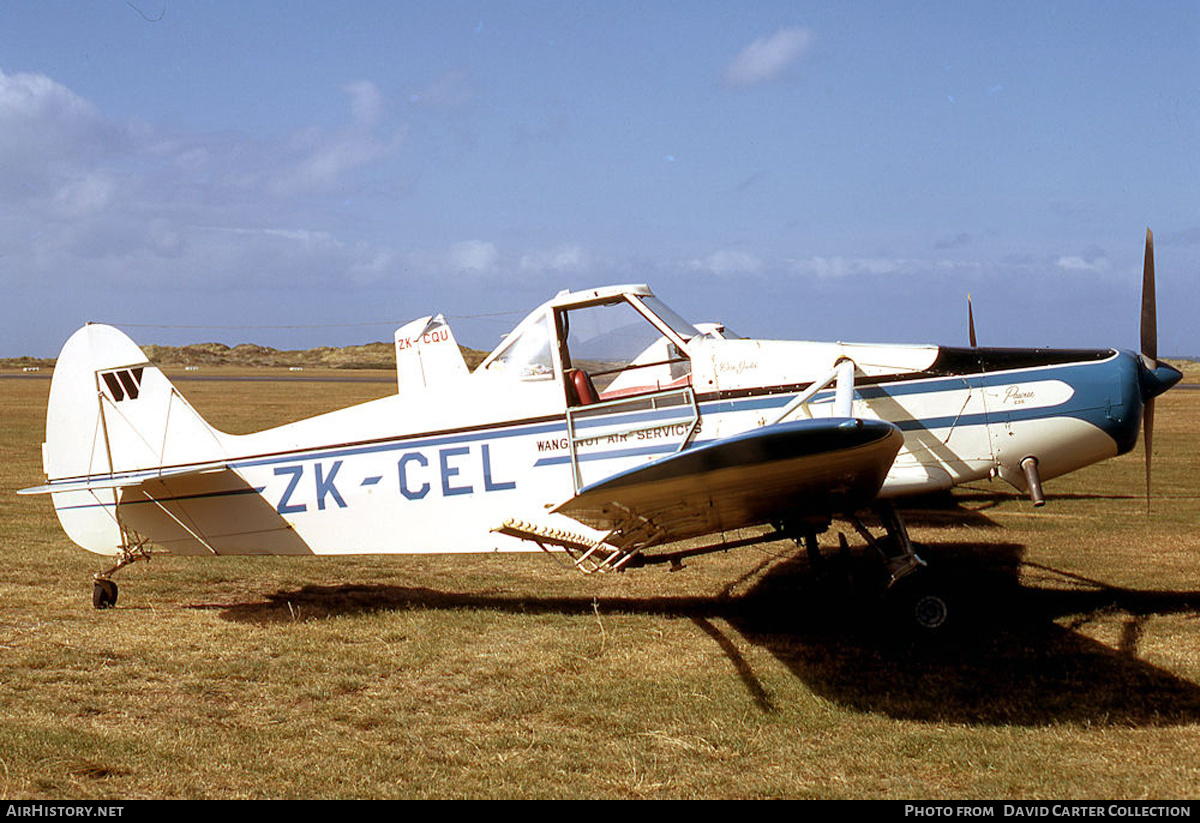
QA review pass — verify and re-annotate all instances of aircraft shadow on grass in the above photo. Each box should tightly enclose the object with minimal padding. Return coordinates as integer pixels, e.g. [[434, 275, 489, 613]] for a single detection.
[[212, 531, 1200, 729], [898, 488, 1143, 529], [724, 542, 1200, 727]]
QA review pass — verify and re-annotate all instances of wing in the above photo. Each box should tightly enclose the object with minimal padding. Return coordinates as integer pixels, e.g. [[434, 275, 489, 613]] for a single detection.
[[552, 418, 902, 551]]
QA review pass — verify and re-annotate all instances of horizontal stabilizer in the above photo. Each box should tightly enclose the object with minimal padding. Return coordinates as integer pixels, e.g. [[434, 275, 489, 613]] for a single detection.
[[115, 467, 314, 556], [18, 462, 230, 496], [28, 465, 312, 557]]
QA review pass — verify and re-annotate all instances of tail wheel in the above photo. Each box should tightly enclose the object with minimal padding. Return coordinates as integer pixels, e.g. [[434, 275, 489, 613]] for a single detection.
[[89, 536, 149, 610], [92, 579, 118, 610]]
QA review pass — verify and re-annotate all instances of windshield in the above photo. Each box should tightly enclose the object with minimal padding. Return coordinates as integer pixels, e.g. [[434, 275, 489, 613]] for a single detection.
[[635, 296, 700, 341]]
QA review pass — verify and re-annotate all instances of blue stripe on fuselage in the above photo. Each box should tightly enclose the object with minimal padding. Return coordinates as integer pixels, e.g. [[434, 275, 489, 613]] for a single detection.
[[700, 349, 1137, 447]]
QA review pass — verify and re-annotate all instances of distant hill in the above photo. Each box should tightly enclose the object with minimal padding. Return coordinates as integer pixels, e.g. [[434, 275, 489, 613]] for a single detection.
[[1, 341, 491, 372], [138, 341, 394, 369], [0, 356, 55, 370]]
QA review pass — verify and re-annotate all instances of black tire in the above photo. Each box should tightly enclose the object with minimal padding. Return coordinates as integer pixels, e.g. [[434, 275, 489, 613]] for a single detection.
[[908, 589, 950, 631], [888, 571, 952, 635], [93, 579, 118, 610]]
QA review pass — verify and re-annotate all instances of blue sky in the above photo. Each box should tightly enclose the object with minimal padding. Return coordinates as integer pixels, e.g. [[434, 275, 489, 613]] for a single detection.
[[2, 1, 1197, 357]]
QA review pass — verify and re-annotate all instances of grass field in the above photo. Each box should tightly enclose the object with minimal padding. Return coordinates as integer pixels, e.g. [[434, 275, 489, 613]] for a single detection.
[[1, 374, 1198, 799]]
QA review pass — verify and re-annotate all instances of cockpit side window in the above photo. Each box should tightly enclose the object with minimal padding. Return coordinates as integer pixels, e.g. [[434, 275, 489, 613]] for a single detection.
[[483, 313, 555, 381], [558, 298, 692, 404]]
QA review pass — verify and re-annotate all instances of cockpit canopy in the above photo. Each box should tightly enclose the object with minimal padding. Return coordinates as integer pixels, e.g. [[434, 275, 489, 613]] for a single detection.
[[479, 285, 707, 405]]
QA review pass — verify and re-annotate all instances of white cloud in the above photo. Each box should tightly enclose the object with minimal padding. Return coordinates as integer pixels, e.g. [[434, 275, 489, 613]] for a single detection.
[[0, 69, 413, 302], [407, 68, 476, 111], [0, 69, 127, 210], [147, 218, 184, 257], [0, 70, 406, 213], [725, 28, 814, 86], [0, 69, 428, 355], [1056, 255, 1110, 272], [1055, 245, 1111, 273], [0, 69, 107, 163], [448, 240, 499, 273], [520, 244, 588, 272], [348, 247, 397, 284], [687, 250, 762, 276], [790, 256, 912, 278], [260, 227, 343, 251], [50, 172, 116, 218], [0, 69, 91, 118], [345, 80, 384, 127], [270, 81, 405, 197]]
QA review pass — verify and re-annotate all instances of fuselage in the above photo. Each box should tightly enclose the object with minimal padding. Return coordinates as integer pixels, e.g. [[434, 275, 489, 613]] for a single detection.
[[34, 285, 1182, 558], [124, 342, 1160, 556]]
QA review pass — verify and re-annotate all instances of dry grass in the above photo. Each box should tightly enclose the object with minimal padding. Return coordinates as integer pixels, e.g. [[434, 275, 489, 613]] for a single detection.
[[1, 374, 1198, 799]]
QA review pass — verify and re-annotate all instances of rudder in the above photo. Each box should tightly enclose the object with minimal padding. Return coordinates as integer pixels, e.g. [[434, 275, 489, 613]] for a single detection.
[[40, 324, 227, 554]]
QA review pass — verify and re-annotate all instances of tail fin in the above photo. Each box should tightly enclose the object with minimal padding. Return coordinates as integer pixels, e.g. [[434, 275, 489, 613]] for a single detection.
[[394, 314, 469, 393], [35, 324, 226, 554]]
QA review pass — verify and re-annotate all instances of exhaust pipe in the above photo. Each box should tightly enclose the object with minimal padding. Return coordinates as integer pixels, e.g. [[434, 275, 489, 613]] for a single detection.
[[1021, 456, 1045, 507]]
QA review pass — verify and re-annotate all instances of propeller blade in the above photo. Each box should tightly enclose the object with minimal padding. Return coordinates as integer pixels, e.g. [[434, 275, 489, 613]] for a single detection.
[[1144, 398, 1155, 514], [1142, 228, 1157, 366], [968, 294, 977, 347], [1141, 227, 1157, 513]]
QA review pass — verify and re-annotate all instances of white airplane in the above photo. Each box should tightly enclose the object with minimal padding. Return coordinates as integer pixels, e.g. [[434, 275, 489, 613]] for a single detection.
[[21, 231, 1181, 629]]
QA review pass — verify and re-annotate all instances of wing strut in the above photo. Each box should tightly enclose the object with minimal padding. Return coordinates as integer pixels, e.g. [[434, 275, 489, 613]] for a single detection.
[[773, 358, 856, 423]]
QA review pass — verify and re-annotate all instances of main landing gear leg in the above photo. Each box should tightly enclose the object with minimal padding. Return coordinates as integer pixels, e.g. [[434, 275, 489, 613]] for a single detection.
[[92, 536, 152, 610], [850, 502, 951, 633], [875, 501, 924, 586], [777, 518, 831, 573]]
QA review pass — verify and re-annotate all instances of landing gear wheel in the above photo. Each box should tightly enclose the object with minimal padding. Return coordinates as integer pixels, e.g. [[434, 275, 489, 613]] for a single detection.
[[887, 572, 952, 636], [93, 578, 118, 610], [88, 535, 151, 611], [910, 590, 950, 631]]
